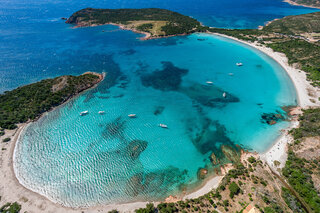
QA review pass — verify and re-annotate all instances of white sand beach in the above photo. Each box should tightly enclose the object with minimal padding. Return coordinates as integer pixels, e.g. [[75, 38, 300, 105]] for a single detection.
[[1, 32, 320, 212]]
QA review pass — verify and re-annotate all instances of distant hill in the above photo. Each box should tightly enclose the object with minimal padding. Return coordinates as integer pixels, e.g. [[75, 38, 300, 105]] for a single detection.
[[264, 12, 320, 35], [286, 0, 320, 8], [66, 8, 205, 38]]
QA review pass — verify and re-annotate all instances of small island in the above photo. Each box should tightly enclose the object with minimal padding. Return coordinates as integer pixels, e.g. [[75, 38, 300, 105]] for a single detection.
[[0, 72, 103, 130], [66, 8, 206, 39]]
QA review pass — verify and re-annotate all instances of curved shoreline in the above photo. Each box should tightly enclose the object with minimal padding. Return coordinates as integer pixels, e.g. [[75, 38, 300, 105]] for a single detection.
[[1, 33, 319, 212]]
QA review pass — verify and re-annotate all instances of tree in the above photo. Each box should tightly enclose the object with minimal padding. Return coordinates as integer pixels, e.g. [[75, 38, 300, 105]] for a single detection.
[[229, 181, 240, 198]]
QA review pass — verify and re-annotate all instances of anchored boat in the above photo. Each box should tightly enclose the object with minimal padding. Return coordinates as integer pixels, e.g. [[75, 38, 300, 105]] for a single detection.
[[128, 114, 136, 118], [159, 124, 168, 128], [206, 81, 213, 85], [80, 111, 88, 116]]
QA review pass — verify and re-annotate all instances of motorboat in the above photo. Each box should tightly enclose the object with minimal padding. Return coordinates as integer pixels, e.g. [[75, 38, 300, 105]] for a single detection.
[[80, 111, 88, 116], [159, 124, 168, 128]]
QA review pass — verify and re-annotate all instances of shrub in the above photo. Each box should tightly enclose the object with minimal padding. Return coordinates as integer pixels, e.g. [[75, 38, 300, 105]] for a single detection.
[[2, 137, 10, 142]]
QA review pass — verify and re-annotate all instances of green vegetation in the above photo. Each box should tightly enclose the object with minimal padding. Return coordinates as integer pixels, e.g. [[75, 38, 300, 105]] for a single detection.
[[282, 150, 320, 212], [0, 74, 100, 129], [264, 12, 320, 35], [287, 0, 320, 8], [135, 203, 156, 213], [0, 202, 21, 213], [107, 210, 119, 213], [2, 138, 10, 143], [136, 23, 154, 32], [282, 187, 306, 213], [66, 8, 205, 36], [282, 108, 320, 212], [290, 108, 320, 139], [228, 182, 240, 198]]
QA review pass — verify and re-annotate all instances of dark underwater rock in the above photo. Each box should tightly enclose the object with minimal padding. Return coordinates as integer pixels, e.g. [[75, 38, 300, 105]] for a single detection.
[[102, 117, 126, 139], [190, 118, 233, 154], [141, 61, 188, 91], [154, 106, 165, 116], [126, 140, 148, 159], [120, 49, 136, 56], [261, 111, 285, 125], [179, 83, 239, 108]]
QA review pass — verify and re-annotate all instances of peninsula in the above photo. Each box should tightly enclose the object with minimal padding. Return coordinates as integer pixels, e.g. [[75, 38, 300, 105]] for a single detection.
[[0, 72, 103, 130], [66, 8, 205, 39], [284, 0, 320, 9]]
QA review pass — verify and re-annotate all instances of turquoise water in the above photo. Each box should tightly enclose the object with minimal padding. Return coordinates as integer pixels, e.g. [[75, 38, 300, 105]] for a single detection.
[[14, 32, 297, 207], [2, 0, 311, 207]]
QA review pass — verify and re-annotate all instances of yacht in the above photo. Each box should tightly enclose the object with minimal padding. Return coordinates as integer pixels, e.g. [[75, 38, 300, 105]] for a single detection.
[[128, 114, 136, 118], [223, 92, 227, 98], [98, 111, 105, 114], [236, 62, 243, 66], [206, 81, 213, 85], [159, 124, 168, 128], [80, 111, 88, 116]]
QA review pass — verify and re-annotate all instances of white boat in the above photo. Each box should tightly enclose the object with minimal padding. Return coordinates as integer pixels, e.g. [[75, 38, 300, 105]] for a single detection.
[[159, 124, 168, 128], [98, 111, 105, 114], [206, 81, 213, 85], [228, 73, 234, 76], [128, 114, 136, 118], [223, 92, 227, 98], [80, 111, 88, 116], [236, 63, 243, 66]]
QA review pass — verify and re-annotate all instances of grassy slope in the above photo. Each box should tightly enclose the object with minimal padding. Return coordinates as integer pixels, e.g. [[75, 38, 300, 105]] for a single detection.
[[66, 8, 205, 37], [0, 74, 100, 129]]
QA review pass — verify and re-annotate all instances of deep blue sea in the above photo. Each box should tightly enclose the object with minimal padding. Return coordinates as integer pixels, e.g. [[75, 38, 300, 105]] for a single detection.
[[3, 0, 318, 207]]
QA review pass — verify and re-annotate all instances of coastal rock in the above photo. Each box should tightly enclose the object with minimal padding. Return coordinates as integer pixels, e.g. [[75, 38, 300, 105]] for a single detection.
[[261, 111, 285, 125], [165, 195, 180, 203], [210, 152, 219, 165], [220, 163, 234, 176], [198, 168, 208, 179], [221, 145, 240, 163]]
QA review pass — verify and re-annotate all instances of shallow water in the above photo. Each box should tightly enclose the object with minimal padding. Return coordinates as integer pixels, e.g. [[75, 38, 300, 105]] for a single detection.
[[14, 32, 297, 206], [2, 0, 314, 208]]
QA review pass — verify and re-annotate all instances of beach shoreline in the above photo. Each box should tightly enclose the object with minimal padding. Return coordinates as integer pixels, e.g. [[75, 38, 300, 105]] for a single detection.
[[1, 32, 319, 212]]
